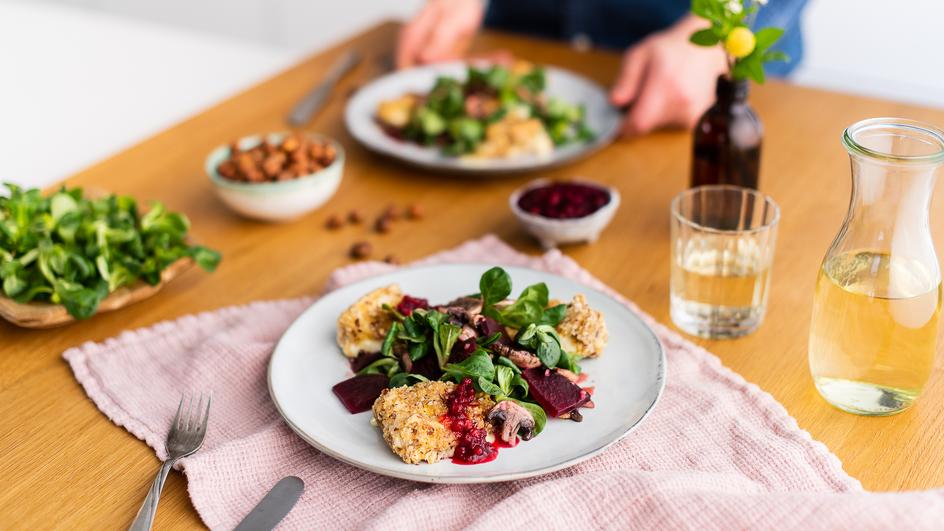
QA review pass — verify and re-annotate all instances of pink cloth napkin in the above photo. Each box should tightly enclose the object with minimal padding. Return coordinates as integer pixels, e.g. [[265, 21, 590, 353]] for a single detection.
[[65, 235, 944, 530]]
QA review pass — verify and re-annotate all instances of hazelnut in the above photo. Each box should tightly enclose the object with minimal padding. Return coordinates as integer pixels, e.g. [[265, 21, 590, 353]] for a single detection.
[[309, 142, 325, 160], [262, 153, 286, 177], [325, 214, 344, 230], [406, 203, 424, 220], [323, 143, 337, 162], [375, 216, 392, 234], [236, 153, 255, 174], [289, 162, 307, 176], [349, 241, 372, 260], [217, 160, 237, 179], [281, 135, 300, 152], [347, 210, 364, 224], [381, 204, 401, 220], [383, 255, 400, 265]]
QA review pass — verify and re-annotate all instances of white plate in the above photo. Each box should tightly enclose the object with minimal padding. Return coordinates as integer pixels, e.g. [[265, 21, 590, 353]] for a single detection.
[[344, 63, 622, 175], [268, 264, 665, 483]]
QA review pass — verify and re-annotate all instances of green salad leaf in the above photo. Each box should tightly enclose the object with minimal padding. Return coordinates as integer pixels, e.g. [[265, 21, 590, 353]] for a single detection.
[[510, 399, 547, 436], [0, 183, 221, 319], [389, 373, 430, 388], [516, 323, 564, 369]]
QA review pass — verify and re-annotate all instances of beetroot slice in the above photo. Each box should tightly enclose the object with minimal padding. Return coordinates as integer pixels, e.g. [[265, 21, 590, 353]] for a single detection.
[[332, 374, 389, 414], [349, 351, 382, 373], [476, 316, 512, 346], [522, 368, 591, 418], [411, 351, 444, 380]]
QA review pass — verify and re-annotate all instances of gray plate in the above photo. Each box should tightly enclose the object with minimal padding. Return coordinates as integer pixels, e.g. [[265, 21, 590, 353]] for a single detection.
[[268, 264, 665, 484], [344, 63, 621, 175]]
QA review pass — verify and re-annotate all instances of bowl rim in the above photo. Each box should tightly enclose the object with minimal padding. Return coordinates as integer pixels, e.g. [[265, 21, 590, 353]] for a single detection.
[[509, 177, 621, 226], [205, 132, 345, 194]]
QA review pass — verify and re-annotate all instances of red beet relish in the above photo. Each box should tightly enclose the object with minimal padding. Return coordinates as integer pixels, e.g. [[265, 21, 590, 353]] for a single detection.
[[442, 378, 497, 465], [518, 181, 610, 219], [396, 295, 429, 316]]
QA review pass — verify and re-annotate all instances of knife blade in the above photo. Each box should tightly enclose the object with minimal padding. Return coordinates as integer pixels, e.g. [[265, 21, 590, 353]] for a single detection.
[[234, 476, 304, 531], [287, 50, 361, 126]]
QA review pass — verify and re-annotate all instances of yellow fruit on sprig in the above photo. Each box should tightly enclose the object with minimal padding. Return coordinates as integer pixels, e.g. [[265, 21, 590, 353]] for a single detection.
[[725, 27, 756, 58]]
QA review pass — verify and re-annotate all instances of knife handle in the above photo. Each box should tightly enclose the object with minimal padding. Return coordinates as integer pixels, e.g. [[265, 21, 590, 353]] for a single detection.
[[288, 50, 361, 126]]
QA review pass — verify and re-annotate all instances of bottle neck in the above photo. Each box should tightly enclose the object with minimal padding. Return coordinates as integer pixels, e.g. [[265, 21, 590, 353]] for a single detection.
[[716, 75, 749, 105]]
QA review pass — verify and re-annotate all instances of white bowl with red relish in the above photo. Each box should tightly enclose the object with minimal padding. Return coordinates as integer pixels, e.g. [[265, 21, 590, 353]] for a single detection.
[[510, 179, 620, 249]]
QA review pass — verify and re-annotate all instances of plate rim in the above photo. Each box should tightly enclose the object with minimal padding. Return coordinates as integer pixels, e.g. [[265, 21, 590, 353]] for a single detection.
[[343, 62, 622, 175], [267, 262, 666, 483]]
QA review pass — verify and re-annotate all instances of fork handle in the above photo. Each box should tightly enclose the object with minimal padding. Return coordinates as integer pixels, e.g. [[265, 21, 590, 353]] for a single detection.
[[129, 459, 176, 531]]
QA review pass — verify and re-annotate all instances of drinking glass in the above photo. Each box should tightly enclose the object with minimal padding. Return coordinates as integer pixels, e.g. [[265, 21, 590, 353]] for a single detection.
[[670, 185, 780, 338]]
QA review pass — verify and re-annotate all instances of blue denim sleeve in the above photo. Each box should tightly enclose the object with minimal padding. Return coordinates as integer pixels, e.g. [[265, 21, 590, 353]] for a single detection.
[[753, 0, 810, 77]]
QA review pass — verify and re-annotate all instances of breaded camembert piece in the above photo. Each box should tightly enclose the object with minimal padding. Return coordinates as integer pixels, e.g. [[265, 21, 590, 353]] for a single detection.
[[471, 106, 554, 159], [336, 284, 403, 358], [555, 294, 608, 358], [372, 381, 494, 464], [376, 94, 418, 129]]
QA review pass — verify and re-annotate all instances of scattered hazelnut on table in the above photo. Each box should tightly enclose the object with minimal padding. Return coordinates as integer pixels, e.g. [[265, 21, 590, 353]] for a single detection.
[[349, 241, 372, 260], [382, 204, 401, 220], [384, 255, 400, 265], [348, 210, 364, 224], [406, 203, 424, 220], [375, 216, 392, 234], [325, 214, 344, 230]]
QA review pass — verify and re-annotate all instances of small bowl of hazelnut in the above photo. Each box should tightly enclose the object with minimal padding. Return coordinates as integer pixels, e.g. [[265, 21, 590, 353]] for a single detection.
[[206, 132, 344, 221]]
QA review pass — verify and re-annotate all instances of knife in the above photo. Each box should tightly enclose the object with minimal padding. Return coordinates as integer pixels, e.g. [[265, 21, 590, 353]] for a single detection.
[[234, 476, 305, 531], [287, 50, 361, 126]]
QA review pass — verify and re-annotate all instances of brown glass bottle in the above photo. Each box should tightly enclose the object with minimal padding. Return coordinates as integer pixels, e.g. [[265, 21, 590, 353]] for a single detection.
[[690, 75, 762, 189]]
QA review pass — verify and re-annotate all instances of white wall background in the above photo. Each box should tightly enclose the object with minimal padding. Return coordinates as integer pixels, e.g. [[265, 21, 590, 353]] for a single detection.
[[794, 0, 944, 109], [3, 0, 944, 189]]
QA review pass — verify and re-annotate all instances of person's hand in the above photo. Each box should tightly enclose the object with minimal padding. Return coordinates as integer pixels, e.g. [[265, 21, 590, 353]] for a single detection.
[[396, 0, 486, 69], [610, 15, 728, 136]]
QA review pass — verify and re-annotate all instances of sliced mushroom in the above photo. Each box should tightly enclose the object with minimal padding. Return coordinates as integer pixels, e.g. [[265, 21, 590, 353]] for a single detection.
[[438, 296, 484, 325], [446, 296, 484, 315], [491, 343, 541, 369], [394, 343, 412, 373], [458, 325, 477, 342], [487, 401, 536, 443]]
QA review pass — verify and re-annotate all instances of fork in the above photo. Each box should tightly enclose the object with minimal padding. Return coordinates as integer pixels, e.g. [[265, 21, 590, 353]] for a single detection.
[[129, 393, 211, 531]]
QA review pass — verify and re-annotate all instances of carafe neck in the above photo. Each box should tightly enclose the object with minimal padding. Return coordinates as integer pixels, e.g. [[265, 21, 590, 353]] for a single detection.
[[848, 156, 937, 232]]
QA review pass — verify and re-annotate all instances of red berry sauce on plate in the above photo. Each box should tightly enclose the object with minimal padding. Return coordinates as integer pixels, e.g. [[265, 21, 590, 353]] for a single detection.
[[396, 295, 429, 316], [442, 378, 499, 465]]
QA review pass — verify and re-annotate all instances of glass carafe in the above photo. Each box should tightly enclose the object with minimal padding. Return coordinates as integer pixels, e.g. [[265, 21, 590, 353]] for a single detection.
[[809, 118, 944, 415]]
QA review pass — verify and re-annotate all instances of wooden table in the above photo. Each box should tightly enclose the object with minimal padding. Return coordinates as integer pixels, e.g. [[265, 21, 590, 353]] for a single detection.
[[3, 21, 944, 529]]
